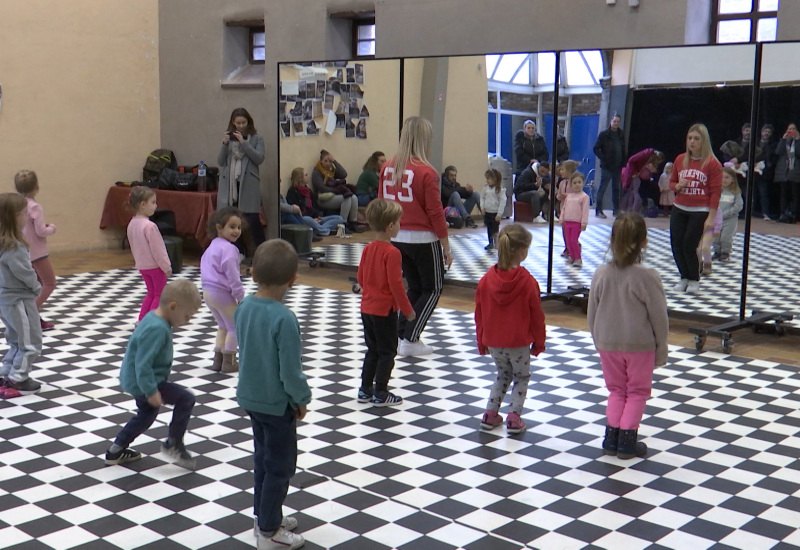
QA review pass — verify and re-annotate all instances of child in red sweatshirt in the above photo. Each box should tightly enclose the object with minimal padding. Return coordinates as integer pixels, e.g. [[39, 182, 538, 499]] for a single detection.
[[475, 223, 546, 434], [356, 199, 415, 407]]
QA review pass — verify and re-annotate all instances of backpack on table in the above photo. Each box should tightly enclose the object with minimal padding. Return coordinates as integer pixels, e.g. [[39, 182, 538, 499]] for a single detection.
[[143, 149, 178, 182]]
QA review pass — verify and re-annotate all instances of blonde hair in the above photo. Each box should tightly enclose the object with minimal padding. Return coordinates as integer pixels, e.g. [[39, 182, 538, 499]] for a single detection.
[[128, 186, 156, 214], [609, 212, 647, 268], [570, 172, 586, 186], [497, 224, 532, 270], [0, 193, 28, 251], [392, 117, 434, 185], [721, 166, 742, 194], [484, 169, 502, 193], [290, 167, 306, 186], [683, 123, 716, 169], [14, 170, 38, 196], [365, 198, 402, 232], [159, 279, 202, 310], [558, 160, 579, 178], [253, 239, 298, 286]]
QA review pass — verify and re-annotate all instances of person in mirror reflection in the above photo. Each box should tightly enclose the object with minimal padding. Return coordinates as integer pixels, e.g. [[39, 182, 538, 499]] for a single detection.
[[555, 161, 580, 258], [218, 107, 266, 258], [311, 149, 361, 233], [774, 123, 800, 224], [668, 123, 722, 295], [285, 168, 344, 239], [560, 172, 590, 268], [513, 119, 548, 178], [378, 116, 451, 357], [441, 165, 479, 228], [480, 169, 506, 251], [754, 124, 778, 220], [721, 123, 751, 218], [658, 162, 675, 217], [588, 212, 668, 460], [514, 162, 551, 224], [711, 167, 743, 264], [593, 113, 626, 218], [355, 151, 386, 207], [620, 149, 664, 216], [475, 223, 545, 436]]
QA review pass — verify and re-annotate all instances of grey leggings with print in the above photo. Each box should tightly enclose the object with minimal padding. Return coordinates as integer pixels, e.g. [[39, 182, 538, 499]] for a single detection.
[[486, 346, 531, 415]]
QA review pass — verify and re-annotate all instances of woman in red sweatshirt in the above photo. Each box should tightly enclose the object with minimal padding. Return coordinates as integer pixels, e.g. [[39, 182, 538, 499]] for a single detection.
[[669, 124, 722, 294], [475, 224, 546, 435], [379, 117, 451, 357]]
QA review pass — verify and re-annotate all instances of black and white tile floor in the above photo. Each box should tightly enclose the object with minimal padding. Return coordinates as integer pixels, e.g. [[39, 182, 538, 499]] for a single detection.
[[2, 268, 800, 548], [315, 224, 800, 327]]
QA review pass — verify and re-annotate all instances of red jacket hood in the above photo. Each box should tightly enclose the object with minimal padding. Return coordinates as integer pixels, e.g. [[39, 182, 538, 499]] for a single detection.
[[482, 265, 534, 306]]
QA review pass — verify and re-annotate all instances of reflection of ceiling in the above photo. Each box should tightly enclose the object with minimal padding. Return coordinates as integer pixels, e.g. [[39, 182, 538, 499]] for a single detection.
[[486, 51, 604, 91]]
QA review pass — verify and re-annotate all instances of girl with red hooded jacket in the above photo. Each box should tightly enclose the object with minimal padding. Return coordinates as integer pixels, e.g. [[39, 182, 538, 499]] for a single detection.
[[475, 223, 546, 435]]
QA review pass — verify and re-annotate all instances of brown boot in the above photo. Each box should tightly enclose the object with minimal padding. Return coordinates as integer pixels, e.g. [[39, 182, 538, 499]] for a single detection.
[[221, 351, 239, 373], [211, 348, 223, 371]]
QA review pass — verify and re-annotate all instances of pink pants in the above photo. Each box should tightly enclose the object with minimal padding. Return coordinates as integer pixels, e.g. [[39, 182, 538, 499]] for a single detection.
[[563, 221, 582, 260], [599, 350, 655, 430], [32, 257, 56, 311], [138, 268, 168, 321]]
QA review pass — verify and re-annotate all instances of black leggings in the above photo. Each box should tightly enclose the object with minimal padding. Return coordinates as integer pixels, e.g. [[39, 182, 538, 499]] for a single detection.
[[484, 212, 500, 244], [670, 207, 708, 282], [393, 241, 445, 343]]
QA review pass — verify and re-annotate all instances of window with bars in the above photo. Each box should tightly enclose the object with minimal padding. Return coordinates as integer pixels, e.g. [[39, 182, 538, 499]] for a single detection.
[[250, 26, 265, 64], [714, 0, 779, 43]]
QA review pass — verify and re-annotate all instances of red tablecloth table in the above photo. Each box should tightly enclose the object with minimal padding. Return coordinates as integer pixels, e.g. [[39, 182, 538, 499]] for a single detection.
[[99, 185, 217, 246]]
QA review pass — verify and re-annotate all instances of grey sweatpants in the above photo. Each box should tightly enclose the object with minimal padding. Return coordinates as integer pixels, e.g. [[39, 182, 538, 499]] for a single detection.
[[486, 346, 531, 415], [0, 299, 42, 382], [713, 216, 738, 255]]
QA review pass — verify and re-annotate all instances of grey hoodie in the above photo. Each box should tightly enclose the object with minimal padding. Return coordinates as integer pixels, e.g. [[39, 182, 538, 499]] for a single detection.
[[0, 244, 41, 306]]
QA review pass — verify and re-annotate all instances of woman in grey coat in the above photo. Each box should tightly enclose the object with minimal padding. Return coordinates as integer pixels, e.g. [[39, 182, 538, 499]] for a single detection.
[[217, 107, 266, 252], [775, 123, 800, 223]]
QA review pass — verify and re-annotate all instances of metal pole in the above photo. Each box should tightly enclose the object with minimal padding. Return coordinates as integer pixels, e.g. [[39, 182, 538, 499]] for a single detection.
[[546, 51, 562, 295], [739, 42, 762, 320]]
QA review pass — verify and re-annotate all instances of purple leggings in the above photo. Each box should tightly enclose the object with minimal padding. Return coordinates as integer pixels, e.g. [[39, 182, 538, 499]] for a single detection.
[[599, 350, 655, 430], [138, 268, 167, 321]]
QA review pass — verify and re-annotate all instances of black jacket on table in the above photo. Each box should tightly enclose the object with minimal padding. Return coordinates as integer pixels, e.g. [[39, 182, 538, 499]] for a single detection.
[[514, 130, 549, 175], [440, 174, 473, 207], [593, 128, 626, 169], [286, 186, 323, 218]]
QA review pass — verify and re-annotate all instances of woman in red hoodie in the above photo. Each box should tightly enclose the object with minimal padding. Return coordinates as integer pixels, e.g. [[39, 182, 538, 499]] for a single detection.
[[474, 223, 546, 435]]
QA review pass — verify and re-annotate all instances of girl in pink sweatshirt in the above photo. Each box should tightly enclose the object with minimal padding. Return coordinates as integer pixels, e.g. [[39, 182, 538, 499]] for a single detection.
[[560, 172, 590, 267], [14, 171, 57, 331], [200, 206, 245, 373], [127, 187, 172, 321]]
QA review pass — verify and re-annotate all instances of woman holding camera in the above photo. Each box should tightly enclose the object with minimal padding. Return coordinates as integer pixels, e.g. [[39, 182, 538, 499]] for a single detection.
[[218, 107, 265, 254], [775, 123, 800, 223]]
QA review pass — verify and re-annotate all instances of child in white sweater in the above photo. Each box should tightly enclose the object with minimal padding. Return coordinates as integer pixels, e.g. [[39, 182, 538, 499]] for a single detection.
[[480, 169, 507, 251]]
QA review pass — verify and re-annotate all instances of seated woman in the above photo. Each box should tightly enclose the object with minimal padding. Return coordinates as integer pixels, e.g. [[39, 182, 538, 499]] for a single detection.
[[311, 149, 362, 233], [356, 151, 385, 207], [620, 149, 664, 215], [285, 167, 345, 237]]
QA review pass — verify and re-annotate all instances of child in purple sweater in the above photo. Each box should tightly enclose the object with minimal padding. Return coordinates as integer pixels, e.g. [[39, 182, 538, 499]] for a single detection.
[[201, 207, 245, 373]]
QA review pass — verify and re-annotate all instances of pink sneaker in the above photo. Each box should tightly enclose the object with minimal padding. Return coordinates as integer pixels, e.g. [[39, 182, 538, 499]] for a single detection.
[[506, 412, 526, 435], [479, 410, 503, 431]]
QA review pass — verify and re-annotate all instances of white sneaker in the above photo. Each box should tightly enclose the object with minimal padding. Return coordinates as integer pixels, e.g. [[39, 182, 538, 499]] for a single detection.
[[686, 280, 701, 293], [257, 527, 304, 550], [254, 517, 297, 538], [672, 279, 689, 292], [533, 215, 548, 223], [572, 259, 582, 268], [398, 339, 434, 356]]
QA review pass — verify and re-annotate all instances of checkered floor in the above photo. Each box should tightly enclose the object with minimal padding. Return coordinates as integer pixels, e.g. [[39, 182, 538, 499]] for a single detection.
[[2, 267, 800, 549], [316, 224, 800, 328]]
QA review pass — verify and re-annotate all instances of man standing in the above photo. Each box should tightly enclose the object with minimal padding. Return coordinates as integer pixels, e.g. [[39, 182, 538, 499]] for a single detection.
[[593, 114, 626, 218]]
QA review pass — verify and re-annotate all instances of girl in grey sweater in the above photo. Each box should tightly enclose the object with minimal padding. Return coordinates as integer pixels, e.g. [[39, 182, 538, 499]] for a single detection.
[[587, 212, 669, 460]]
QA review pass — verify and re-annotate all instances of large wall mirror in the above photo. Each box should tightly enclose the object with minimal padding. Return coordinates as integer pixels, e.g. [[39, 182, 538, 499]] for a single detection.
[[277, 42, 800, 327]]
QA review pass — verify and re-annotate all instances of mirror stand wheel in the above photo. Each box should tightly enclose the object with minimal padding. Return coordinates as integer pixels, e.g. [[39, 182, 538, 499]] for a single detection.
[[694, 335, 706, 350], [722, 339, 733, 354]]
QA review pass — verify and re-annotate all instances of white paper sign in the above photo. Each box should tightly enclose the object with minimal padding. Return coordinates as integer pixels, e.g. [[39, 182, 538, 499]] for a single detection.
[[281, 81, 299, 96], [325, 112, 337, 135]]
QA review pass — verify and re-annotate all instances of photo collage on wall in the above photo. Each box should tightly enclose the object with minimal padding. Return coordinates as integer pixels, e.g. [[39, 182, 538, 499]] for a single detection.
[[280, 62, 367, 139]]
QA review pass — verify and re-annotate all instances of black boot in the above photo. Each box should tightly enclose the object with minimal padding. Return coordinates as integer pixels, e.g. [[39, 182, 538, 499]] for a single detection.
[[617, 429, 647, 460], [602, 425, 619, 456], [464, 216, 478, 228], [347, 222, 364, 233]]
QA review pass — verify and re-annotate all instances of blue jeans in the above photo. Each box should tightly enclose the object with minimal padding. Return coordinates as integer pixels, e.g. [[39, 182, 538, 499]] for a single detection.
[[356, 193, 374, 207], [303, 215, 344, 236], [448, 191, 480, 218], [113, 381, 195, 449], [596, 167, 621, 213], [249, 407, 297, 533]]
